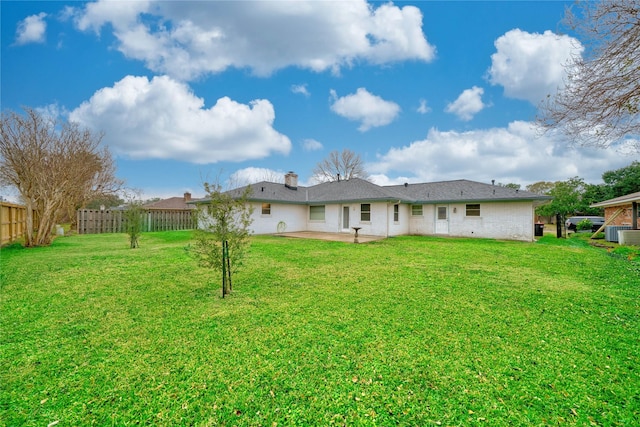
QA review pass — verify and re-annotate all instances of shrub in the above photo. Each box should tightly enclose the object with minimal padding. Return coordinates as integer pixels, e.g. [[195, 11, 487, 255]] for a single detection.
[[576, 218, 593, 231]]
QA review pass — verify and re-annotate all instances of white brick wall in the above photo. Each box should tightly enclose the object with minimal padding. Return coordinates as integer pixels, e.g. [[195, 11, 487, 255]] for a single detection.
[[248, 202, 307, 234], [246, 200, 536, 241], [420, 202, 534, 241]]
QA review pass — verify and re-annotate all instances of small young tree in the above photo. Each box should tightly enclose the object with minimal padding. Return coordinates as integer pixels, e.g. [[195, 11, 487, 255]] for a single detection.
[[191, 182, 254, 296], [124, 200, 144, 249]]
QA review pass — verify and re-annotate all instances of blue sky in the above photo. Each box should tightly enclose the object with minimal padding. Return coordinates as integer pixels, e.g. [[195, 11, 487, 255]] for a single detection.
[[2, 0, 638, 200]]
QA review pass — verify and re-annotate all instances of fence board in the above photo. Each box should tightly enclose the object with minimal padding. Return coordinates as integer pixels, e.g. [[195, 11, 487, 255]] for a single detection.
[[77, 209, 195, 234], [1, 202, 39, 245]]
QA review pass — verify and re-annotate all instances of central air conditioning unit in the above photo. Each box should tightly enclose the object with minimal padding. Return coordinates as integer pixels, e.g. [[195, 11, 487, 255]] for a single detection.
[[605, 225, 632, 242]]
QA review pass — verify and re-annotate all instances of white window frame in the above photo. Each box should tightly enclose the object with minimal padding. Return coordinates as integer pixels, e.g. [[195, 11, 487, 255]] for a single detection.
[[466, 203, 481, 217], [360, 204, 371, 222], [309, 205, 325, 221]]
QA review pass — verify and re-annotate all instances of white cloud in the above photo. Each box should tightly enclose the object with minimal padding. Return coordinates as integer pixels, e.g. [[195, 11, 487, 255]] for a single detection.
[[488, 29, 582, 105], [229, 167, 285, 186], [302, 138, 323, 151], [71, 0, 435, 80], [69, 75, 291, 164], [291, 84, 310, 97], [417, 99, 431, 114], [330, 88, 400, 132], [368, 121, 633, 186], [445, 86, 486, 121], [15, 13, 47, 45], [73, 0, 150, 34], [35, 103, 69, 121]]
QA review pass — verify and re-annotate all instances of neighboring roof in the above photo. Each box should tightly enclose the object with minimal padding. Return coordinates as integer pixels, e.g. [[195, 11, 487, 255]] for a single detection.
[[193, 178, 551, 205], [591, 191, 640, 208], [144, 194, 197, 210]]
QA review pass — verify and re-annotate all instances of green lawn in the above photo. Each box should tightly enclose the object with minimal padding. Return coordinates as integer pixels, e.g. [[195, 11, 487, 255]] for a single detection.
[[1, 232, 639, 426]]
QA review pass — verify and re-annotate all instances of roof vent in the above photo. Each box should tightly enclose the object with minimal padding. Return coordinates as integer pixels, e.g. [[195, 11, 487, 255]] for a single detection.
[[492, 179, 495, 185], [404, 182, 408, 187]]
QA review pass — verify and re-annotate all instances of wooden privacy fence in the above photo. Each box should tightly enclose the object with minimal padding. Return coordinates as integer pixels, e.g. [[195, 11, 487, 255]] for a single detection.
[[77, 209, 196, 234], [1, 202, 38, 245]]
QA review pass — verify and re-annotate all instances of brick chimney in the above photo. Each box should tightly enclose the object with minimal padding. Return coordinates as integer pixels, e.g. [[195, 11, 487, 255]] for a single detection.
[[183, 192, 192, 202], [284, 171, 298, 190]]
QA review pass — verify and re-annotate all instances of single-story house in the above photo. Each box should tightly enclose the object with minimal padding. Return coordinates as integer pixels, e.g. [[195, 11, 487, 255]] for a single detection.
[[590, 191, 640, 229], [590, 191, 640, 243], [194, 172, 551, 242]]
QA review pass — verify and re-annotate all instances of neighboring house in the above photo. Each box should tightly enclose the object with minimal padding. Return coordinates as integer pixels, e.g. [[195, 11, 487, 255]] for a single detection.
[[144, 192, 197, 210], [590, 191, 640, 230], [194, 172, 551, 242]]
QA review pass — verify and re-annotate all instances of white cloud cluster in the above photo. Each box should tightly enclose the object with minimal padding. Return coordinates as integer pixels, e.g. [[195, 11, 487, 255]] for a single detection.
[[445, 86, 486, 121], [291, 84, 310, 97], [302, 138, 323, 151], [229, 167, 285, 186], [488, 29, 582, 105], [417, 99, 431, 114], [368, 121, 631, 186], [71, 0, 435, 80], [69, 75, 291, 164], [330, 88, 400, 132], [15, 13, 47, 45]]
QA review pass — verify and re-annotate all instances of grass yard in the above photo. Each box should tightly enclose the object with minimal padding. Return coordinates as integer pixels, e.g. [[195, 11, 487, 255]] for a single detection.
[[1, 232, 639, 426]]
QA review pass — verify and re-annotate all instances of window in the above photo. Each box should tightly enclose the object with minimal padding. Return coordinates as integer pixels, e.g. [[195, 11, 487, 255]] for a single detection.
[[466, 204, 481, 217], [361, 204, 371, 222], [437, 206, 447, 220], [411, 205, 423, 216], [261, 203, 271, 215], [309, 205, 325, 221], [394, 204, 399, 222]]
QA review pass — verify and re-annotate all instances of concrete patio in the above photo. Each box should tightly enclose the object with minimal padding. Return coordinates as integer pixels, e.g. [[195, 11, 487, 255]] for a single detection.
[[274, 231, 386, 243]]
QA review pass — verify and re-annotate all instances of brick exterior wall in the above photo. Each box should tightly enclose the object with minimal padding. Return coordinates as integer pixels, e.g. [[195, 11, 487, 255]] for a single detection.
[[604, 205, 640, 227]]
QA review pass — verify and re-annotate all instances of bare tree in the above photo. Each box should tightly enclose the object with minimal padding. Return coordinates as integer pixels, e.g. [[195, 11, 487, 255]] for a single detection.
[[0, 108, 122, 246], [538, 0, 640, 152], [312, 149, 369, 182]]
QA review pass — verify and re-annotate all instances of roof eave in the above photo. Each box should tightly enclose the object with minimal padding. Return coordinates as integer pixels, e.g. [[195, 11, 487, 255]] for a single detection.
[[416, 196, 551, 204]]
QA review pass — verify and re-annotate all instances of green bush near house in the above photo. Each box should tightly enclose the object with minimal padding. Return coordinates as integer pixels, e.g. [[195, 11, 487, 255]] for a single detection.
[[1, 232, 639, 426], [576, 218, 593, 231]]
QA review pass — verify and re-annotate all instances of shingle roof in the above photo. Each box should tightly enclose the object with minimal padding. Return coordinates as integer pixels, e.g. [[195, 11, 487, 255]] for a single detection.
[[591, 191, 640, 208], [195, 178, 551, 205], [308, 178, 408, 203], [386, 179, 550, 203], [144, 194, 197, 210], [228, 181, 310, 203]]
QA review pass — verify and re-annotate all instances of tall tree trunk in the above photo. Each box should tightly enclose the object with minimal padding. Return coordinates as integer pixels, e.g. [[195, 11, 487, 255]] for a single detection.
[[24, 199, 35, 247]]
